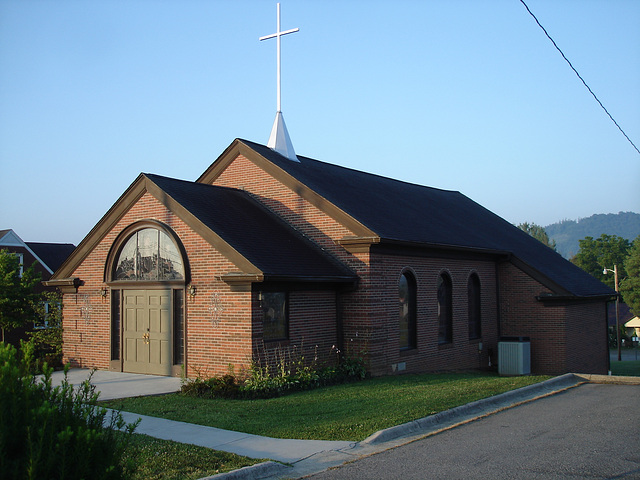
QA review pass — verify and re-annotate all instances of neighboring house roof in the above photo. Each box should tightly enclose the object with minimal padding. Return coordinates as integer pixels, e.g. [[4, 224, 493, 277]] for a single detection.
[[1, 229, 75, 275], [625, 317, 640, 328], [205, 139, 613, 298], [26, 242, 76, 273]]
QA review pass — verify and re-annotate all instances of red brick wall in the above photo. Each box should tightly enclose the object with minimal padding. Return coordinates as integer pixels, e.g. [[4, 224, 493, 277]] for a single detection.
[[251, 290, 340, 372], [498, 262, 608, 375], [367, 253, 499, 375], [62, 192, 254, 377], [564, 302, 608, 374]]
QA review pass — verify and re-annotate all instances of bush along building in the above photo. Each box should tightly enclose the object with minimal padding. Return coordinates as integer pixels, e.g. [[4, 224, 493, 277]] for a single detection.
[[46, 138, 615, 377]]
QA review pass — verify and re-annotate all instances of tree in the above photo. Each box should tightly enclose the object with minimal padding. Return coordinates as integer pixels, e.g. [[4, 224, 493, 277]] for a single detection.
[[571, 234, 630, 291], [0, 249, 41, 343], [517, 222, 557, 251], [26, 291, 63, 371], [620, 236, 640, 316]]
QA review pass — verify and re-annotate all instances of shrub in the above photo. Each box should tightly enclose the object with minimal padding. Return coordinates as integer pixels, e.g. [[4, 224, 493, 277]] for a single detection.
[[181, 346, 368, 400], [0, 342, 139, 480]]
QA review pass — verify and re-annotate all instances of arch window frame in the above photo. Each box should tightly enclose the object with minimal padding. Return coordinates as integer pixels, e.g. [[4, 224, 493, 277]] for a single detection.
[[105, 220, 190, 286], [467, 273, 482, 340], [399, 269, 417, 351], [437, 271, 453, 345]]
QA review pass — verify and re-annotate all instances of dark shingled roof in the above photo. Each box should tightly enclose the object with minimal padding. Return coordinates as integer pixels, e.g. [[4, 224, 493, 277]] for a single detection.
[[145, 174, 356, 282], [236, 139, 613, 298], [25, 242, 76, 272]]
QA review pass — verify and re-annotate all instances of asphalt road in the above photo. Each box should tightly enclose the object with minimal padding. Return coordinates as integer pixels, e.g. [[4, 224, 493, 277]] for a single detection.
[[307, 384, 640, 480]]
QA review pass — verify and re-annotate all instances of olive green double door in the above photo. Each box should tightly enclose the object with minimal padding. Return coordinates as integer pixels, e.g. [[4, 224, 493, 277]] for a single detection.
[[122, 289, 172, 376]]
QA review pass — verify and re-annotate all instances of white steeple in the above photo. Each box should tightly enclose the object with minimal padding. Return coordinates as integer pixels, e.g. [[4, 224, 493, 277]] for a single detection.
[[260, 3, 300, 162]]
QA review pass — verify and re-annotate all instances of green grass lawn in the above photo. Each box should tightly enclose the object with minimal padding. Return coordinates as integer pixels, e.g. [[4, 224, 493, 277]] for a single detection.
[[120, 433, 263, 480], [610, 360, 640, 376], [105, 372, 550, 442]]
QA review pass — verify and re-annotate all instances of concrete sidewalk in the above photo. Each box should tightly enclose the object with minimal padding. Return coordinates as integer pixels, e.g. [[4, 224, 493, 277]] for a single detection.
[[49, 369, 640, 480], [49, 369, 183, 400]]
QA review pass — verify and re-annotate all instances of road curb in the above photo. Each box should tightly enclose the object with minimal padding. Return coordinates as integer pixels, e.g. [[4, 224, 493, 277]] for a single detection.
[[575, 373, 640, 385], [202, 461, 289, 480], [361, 373, 582, 445]]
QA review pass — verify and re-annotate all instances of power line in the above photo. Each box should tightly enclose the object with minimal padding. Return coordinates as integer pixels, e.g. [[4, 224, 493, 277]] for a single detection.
[[519, 0, 640, 156]]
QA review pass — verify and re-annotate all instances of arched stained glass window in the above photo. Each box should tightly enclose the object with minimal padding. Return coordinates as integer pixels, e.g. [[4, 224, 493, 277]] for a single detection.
[[437, 272, 453, 344], [468, 273, 482, 340], [399, 271, 417, 350], [114, 228, 184, 281]]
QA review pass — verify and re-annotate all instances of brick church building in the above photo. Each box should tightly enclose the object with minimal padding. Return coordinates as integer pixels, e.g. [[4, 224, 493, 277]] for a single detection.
[[47, 138, 614, 377]]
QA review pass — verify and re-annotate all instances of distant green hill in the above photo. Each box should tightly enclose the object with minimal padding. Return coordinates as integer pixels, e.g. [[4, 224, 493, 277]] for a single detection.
[[545, 212, 640, 259]]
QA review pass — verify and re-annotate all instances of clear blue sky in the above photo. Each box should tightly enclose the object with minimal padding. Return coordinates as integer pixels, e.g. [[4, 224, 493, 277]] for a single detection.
[[1, 0, 638, 244]]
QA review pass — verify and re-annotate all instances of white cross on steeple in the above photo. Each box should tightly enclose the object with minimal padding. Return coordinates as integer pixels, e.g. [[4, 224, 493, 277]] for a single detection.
[[260, 3, 299, 162]]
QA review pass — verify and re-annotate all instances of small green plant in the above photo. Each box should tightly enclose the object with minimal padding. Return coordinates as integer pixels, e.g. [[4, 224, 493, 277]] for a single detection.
[[0, 342, 139, 480]]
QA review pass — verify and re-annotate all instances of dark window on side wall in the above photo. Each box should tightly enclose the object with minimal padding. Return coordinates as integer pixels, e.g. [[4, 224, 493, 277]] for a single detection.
[[399, 272, 417, 350], [262, 292, 288, 341], [468, 274, 481, 340], [111, 290, 120, 360], [437, 273, 453, 344]]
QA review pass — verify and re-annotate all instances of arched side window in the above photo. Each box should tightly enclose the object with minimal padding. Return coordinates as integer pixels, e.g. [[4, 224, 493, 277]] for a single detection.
[[468, 273, 481, 340], [113, 228, 184, 281], [399, 271, 417, 350], [437, 272, 453, 344]]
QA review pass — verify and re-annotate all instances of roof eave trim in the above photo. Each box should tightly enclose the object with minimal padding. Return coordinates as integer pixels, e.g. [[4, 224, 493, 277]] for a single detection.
[[43, 277, 82, 293], [339, 236, 512, 257], [261, 274, 358, 284], [379, 238, 512, 257], [535, 293, 616, 304], [221, 272, 358, 292]]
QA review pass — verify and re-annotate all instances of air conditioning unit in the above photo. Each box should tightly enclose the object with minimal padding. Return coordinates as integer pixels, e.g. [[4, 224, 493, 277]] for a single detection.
[[498, 337, 531, 375]]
